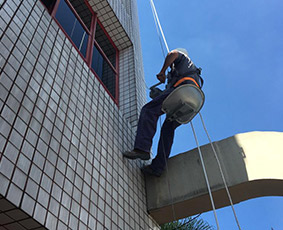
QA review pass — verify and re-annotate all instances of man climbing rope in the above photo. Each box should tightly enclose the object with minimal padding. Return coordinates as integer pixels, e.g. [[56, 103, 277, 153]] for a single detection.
[[123, 48, 203, 176]]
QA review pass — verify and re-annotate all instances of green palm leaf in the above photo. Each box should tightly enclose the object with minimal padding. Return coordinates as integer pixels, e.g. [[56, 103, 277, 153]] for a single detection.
[[161, 215, 214, 230]]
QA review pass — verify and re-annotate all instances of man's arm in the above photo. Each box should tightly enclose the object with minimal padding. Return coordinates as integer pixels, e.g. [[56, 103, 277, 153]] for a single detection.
[[156, 50, 179, 83]]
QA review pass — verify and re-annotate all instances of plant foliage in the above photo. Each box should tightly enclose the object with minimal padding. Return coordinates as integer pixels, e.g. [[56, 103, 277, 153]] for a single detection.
[[161, 216, 214, 230]]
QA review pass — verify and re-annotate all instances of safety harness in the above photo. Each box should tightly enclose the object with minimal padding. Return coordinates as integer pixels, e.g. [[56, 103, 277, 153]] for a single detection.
[[150, 67, 204, 99], [167, 66, 204, 89]]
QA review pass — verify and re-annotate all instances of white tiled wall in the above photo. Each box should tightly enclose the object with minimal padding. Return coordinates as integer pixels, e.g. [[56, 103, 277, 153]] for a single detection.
[[87, 0, 147, 128], [0, 0, 158, 229]]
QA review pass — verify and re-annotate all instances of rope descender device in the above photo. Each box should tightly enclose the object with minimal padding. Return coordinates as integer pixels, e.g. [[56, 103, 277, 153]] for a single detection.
[[149, 82, 163, 99]]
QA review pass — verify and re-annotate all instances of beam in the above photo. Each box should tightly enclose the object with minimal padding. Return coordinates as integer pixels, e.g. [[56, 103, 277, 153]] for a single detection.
[[145, 131, 283, 224]]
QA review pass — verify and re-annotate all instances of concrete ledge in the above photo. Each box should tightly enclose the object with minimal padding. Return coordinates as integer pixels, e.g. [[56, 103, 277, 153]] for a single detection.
[[145, 131, 283, 224]]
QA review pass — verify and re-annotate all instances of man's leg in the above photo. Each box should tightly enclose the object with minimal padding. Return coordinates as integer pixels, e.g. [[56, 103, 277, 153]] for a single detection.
[[124, 90, 173, 160], [150, 119, 181, 173], [134, 99, 163, 153]]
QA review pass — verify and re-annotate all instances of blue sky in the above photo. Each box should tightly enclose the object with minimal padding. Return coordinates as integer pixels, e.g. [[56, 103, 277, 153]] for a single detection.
[[136, 0, 283, 229]]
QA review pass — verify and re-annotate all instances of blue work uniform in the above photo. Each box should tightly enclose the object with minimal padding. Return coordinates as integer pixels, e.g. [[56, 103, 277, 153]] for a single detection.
[[134, 50, 202, 174]]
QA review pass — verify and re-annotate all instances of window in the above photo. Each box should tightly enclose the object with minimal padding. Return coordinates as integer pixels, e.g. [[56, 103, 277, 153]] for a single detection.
[[41, 0, 56, 12], [54, 0, 90, 57], [92, 22, 118, 100], [40, 0, 119, 102]]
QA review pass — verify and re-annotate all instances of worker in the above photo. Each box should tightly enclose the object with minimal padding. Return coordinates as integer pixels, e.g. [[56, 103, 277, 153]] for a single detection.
[[123, 48, 203, 176]]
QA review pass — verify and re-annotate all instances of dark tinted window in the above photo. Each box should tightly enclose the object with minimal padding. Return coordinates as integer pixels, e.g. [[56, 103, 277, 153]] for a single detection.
[[92, 45, 116, 98], [95, 22, 116, 67], [55, 0, 89, 57], [41, 0, 56, 10], [69, 0, 92, 30]]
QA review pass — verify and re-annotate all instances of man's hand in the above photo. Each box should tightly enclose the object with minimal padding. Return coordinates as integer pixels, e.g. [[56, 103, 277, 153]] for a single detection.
[[156, 50, 179, 83], [157, 72, 166, 83]]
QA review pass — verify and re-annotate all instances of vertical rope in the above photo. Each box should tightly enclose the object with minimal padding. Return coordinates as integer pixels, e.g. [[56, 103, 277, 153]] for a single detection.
[[159, 117, 177, 223], [149, 1, 167, 58], [149, 0, 170, 53], [190, 121, 220, 230], [149, 0, 177, 222], [148, 1, 242, 229], [199, 112, 242, 230], [149, 0, 178, 223]]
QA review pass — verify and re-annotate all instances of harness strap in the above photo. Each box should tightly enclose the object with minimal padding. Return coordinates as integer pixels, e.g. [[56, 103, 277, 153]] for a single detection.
[[174, 77, 200, 88]]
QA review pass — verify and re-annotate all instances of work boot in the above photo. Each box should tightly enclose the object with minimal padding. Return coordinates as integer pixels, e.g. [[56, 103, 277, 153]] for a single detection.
[[123, 149, 150, 160], [141, 165, 162, 177]]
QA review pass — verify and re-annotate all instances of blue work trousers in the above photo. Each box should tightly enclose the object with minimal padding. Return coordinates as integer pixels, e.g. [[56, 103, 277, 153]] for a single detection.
[[134, 88, 181, 173]]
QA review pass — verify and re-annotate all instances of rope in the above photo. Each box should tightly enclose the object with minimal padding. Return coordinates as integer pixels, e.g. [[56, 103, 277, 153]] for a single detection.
[[190, 121, 220, 230], [150, 1, 167, 58], [199, 112, 242, 230], [149, 0, 170, 53], [149, 0, 177, 223], [149, 0, 220, 227], [148, 1, 242, 229], [159, 117, 177, 222]]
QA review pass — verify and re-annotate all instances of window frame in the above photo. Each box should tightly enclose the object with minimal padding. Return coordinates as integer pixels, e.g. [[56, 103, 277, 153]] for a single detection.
[[40, 0, 119, 104], [92, 19, 119, 102]]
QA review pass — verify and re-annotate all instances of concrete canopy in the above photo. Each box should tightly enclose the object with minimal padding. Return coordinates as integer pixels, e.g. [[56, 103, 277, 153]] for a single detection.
[[144, 131, 283, 224]]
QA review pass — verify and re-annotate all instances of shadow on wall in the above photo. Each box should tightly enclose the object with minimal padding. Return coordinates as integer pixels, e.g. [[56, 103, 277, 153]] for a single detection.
[[144, 131, 283, 224], [0, 194, 47, 229]]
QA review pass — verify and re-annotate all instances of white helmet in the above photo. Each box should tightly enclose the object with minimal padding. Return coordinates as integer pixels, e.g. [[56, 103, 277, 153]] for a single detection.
[[175, 48, 189, 57]]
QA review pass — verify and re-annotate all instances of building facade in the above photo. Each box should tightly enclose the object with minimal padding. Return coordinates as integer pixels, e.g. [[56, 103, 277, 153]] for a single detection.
[[0, 0, 159, 229]]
